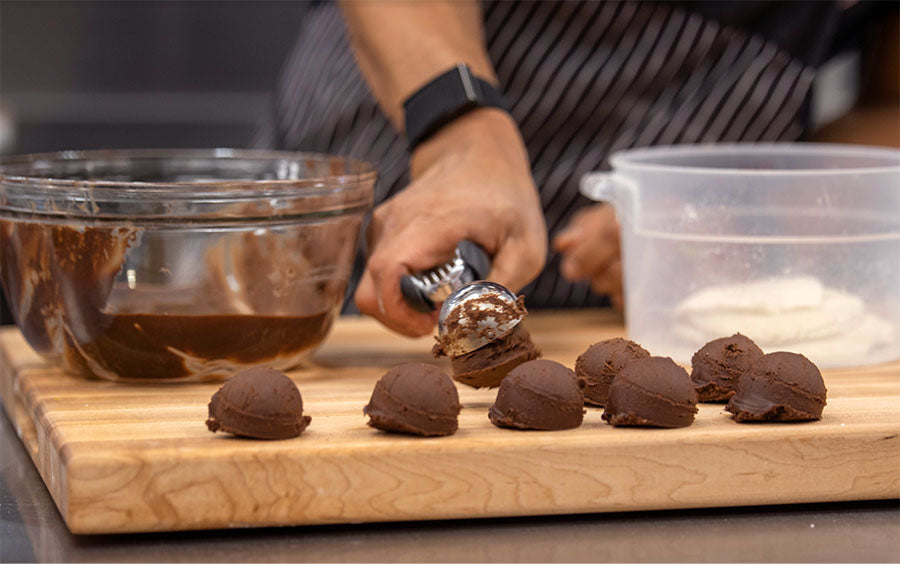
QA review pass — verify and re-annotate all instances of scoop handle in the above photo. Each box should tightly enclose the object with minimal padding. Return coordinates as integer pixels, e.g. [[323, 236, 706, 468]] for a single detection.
[[458, 240, 491, 281], [399, 240, 492, 313], [400, 276, 434, 313]]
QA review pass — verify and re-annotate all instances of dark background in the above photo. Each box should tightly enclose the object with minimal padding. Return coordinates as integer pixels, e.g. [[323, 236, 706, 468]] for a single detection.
[[0, 0, 307, 154], [0, 1, 308, 325]]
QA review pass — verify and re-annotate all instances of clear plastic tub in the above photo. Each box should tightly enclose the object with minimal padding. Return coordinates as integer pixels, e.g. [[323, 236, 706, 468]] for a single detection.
[[581, 143, 900, 368]]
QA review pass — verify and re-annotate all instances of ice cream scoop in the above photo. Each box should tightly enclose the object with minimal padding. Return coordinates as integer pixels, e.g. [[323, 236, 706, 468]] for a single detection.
[[400, 240, 491, 312], [436, 281, 524, 357]]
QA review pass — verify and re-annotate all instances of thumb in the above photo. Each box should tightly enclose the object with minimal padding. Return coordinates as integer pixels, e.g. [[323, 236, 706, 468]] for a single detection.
[[488, 238, 546, 293]]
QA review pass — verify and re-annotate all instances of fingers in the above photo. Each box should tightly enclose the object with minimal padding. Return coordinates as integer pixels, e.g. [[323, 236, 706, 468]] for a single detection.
[[555, 205, 620, 281], [552, 223, 582, 254], [355, 262, 434, 337], [589, 258, 623, 303], [610, 291, 625, 313], [489, 235, 546, 292], [355, 214, 465, 338]]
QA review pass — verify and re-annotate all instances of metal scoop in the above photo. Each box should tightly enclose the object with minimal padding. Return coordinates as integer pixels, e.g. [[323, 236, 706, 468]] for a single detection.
[[437, 281, 523, 357], [400, 240, 491, 312]]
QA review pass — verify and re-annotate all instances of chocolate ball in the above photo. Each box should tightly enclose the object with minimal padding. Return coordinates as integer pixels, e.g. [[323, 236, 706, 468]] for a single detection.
[[364, 363, 461, 437], [575, 338, 650, 406], [206, 367, 311, 439], [726, 351, 827, 422], [489, 359, 584, 430], [602, 357, 698, 428], [446, 323, 541, 388], [691, 333, 764, 402]]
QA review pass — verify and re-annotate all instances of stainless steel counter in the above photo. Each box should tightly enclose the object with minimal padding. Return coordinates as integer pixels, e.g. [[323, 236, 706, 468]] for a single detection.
[[1, 409, 897, 563]]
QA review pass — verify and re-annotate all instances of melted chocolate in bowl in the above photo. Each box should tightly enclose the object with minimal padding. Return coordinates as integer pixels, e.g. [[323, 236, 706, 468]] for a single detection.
[[1, 219, 339, 381], [0, 149, 375, 381], [67, 312, 333, 381]]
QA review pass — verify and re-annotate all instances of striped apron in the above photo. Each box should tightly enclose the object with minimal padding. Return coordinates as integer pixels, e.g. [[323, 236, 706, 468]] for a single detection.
[[254, 0, 842, 311]]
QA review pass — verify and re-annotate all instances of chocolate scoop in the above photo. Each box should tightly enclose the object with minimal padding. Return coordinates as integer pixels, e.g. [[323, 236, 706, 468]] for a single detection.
[[433, 282, 540, 388], [436, 281, 524, 357], [206, 367, 311, 439], [442, 323, 541, 388], [364, 363, 461, 437], [691, 333, 764, 402], [575, 338, 650, 407], [726, 351, 826, 422], [489, 359, 584, 430], [602, 357, 698, 428]]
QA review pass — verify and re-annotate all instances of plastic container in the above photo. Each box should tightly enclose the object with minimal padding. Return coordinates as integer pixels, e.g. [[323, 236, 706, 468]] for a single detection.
[[0, 149, 375, 382], [581, 143, 900, 368]]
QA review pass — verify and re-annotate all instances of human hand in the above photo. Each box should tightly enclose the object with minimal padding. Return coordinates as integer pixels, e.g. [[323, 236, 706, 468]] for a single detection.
[[554, 204, 624, 311], [354, 108, 547, 337]]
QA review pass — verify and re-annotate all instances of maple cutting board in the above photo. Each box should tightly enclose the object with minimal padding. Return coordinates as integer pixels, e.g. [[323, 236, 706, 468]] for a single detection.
[[1, 310, 898, 535]]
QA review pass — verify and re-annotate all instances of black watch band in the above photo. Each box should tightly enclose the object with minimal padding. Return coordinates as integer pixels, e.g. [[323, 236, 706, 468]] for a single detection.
[[403, 63, 507, 150]]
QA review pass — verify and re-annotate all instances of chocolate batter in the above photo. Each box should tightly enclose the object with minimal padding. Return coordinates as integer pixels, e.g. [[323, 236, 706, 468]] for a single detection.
[[442, 324, 541, 388], [691, 333, 764, 402], [726, 351, 827, 422], [70, 312, 332, 381], [433, 295, 541, 388], [206, 367, 311, 439], [364, 363, 461, 437], [575, 338, 650, 407], [1, 219, 336, 381], [488, 359, 584, 430], [602, 357, 698, 428]]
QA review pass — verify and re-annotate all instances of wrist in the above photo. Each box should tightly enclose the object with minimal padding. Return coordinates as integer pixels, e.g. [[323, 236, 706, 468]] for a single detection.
[[409, 107, 531, 180]]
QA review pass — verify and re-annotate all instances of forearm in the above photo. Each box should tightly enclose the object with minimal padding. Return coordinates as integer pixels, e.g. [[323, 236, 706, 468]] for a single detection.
[[339, 0, 497, 130]]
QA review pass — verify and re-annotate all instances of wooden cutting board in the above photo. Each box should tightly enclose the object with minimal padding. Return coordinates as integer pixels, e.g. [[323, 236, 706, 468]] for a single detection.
[[1, 310, 898, 535]]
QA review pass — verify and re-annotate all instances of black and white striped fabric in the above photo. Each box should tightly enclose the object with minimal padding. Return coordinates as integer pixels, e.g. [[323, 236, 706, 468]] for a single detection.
[[254, 1, 837, 311]]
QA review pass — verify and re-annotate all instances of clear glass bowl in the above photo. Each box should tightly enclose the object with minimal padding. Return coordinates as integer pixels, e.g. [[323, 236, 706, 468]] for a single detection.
[[0, 149, 375, 382]]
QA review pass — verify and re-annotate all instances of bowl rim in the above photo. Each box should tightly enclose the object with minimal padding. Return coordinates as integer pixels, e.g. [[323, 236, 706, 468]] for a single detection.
[[0, 148, 378, 198], [609, 143, 900, 176]]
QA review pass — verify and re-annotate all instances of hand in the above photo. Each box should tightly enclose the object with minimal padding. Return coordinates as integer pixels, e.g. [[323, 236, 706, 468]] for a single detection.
[[554, 204, 624, 311], [354, 108, 547, 337]]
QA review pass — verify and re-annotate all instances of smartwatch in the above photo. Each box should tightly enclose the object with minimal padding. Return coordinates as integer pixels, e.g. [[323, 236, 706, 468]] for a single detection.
[[403, 63, 507, 150]]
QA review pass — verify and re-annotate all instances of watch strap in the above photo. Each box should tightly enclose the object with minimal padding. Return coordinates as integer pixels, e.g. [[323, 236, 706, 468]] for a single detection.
[[403, 64, 506, 150]]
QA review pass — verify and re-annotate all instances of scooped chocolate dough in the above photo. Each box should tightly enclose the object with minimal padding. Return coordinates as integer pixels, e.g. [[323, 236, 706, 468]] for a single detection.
[[575, 338, 650, 407], [364, 363, 461, 437], [433, 294, 541, 388], [206, 367, 311, 439], [442, 323, 542, 388], [602, 357, 698, 428], [489, 359, 584, 430], [726, 351, 826, 422], [691, 333, 764, 402]]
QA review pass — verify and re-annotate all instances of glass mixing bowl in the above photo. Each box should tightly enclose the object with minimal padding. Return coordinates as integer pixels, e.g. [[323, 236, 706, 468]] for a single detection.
[[0, 149, 375, 382]]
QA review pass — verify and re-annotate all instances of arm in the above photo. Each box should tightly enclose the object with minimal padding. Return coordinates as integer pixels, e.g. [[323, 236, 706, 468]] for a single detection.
[[340, 1, 547, 337], [341, 1, 496, 130], [811, 15, 899, 147]]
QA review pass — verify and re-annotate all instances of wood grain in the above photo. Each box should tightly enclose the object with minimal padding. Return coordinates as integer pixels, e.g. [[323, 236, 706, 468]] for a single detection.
[[1, 310, 898, 534]]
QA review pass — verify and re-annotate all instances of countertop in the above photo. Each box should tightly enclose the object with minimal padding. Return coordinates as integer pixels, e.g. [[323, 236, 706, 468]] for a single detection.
[[2, 330, 898, 562], [2, 405, 898, 563], [0, 310, 900, 562]]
